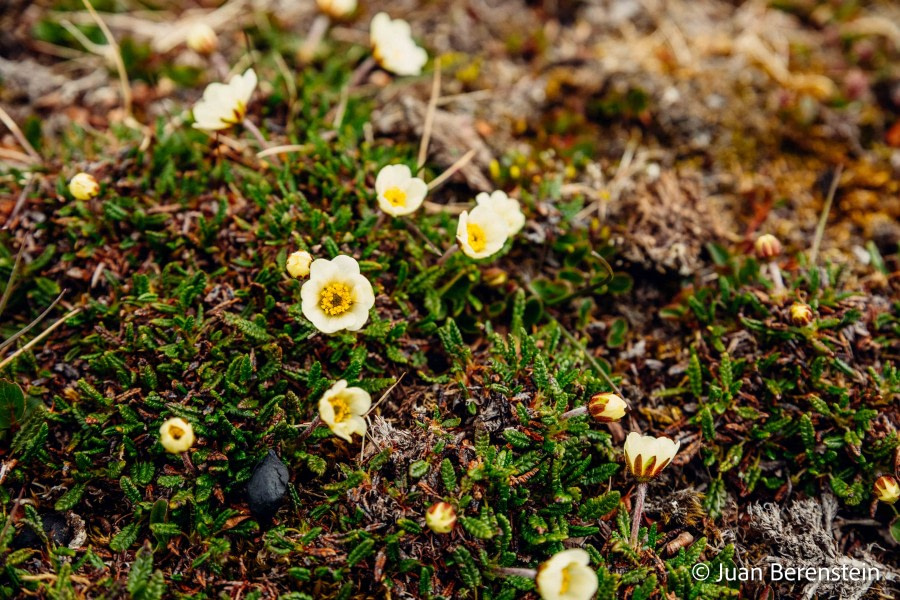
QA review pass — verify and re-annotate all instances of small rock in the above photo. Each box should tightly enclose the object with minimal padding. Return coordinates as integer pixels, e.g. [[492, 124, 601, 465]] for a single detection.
[[12, 512, 73, 548], [247, 450, 289, 524]]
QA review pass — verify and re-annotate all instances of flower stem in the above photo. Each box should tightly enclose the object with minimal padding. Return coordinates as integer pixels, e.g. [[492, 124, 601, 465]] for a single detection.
[[402, 218, 442, 255], [630, 482, 648, 548], [768, 261, 785, 295], [437, 244, 458, 265], [561, 406, 588, 419], [349, 57, 377, 88], [298, 15, 330, 63], [296, 415, 322, 443], [242, 118, 281, 166], [495, 566, 537, 579]]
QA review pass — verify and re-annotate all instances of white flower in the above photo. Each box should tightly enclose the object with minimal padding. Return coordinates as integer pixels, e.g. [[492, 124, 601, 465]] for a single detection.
[[69, 172, 100, 200], [159, 417, 195, 454], [370, 12, 427, 76], [192, 69, 258, 131], [425, 502, 457, 534], [318, 380, 371, 442], [375, 164, 427, 216], [456, 204, 509, 259], [286, 250, 313, 278], [623, 432, 680, 482], [536, 549, 598, 600], [300, 255, 375, 333], [186, 23, 218, 55], [475, 190, 525, 235], [317, 0, 357, 19]]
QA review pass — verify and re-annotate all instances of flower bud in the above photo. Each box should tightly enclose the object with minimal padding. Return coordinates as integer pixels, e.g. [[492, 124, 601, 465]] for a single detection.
[[425, 502, 457, 534], [159, 417, 195, 454], [186, 23, 218, 55], [789, 302, 813, 326], [482, 267, 508, 287], [286, 250, 313, 278], [68, 172, 100, 200], [754, 234, 782, 260], [317, 0, 357, 19], [588, 392, 628, 423], [874, 475, 899, 504]]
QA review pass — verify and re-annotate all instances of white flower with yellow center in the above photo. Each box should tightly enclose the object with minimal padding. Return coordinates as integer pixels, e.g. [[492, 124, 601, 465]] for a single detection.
[[317, 0, 357, 19], [536, 548, 598, 600], [192, 69, 258, 131], [159, 417, 195, 454], [456, 204, 509, 259], [69, 172, 100, 200], [370, 13, 427, 76], [300, 255, 375, 333], [375, 164, 427, 216], [318, 380, 371, 442], [624, 432, 680, 482], [475, 190, 525, 236]]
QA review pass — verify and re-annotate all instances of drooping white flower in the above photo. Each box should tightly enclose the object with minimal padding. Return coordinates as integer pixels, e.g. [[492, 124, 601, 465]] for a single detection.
[[535, 548, 598, 600], [317, 0, 357, 19], [318, 380, 371, 442], [475, 190, 525, 236], [159, 417, 195, 454], [375, 164, 427, 216], [192, 69, 258, 131], [286, 250, 313, 278], [186, 23, 218, 55], [456, 204, 509, 260], [69, 172, 100, 200], [300, 255, 375, 333], [370, 13, 427, 76], [623, 432, 680, 482]]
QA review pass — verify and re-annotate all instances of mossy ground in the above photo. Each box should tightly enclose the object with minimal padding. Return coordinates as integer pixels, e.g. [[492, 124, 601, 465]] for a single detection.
[[1, 1, 898, 599]]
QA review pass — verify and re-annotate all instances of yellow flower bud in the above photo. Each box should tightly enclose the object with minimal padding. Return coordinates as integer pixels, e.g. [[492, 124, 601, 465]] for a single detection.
[[789, 302, 814, 326], [874, 475, 899, 504], [425, 502, 457, 534], [754, 234, 782, 260], [588, 392, 628, 423], [159, 417, 195, 454], [68, 172, 100, 200], [186, 23, 218, 55], [286, 250, 313, 278]]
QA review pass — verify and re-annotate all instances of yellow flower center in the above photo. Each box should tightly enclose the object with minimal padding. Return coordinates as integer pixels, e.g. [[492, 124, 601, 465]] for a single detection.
[[329, 394, 350, 423], [560, 565, 572, 594], [319, 282, 354, 316], [227, 101, 246, 124], [168, 425, 184, 440], [467, 223, 487, 253], [384, 187, 407, 208]]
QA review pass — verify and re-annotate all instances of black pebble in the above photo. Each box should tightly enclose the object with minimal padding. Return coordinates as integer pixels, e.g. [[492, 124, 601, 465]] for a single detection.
[[247, 450, 289, 524], [12, 512, 72, 548]]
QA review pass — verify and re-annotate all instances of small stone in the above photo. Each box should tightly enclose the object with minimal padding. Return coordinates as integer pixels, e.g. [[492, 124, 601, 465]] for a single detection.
[[247, 450, 289, 524]]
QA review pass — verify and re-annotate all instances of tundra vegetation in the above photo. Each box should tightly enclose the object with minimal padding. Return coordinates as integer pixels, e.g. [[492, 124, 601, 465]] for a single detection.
[[0, 1, 898, 599]]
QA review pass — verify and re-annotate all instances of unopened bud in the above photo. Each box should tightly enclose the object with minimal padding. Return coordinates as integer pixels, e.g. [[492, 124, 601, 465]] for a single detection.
[[68, 172, 100, 200], [286, 250, 313, 278], [186, 23, 218, 55], [425, 502, 457, 534], [754, 234, 782, 260], [874, 475, 899, 504], [789, 302, 814, 326], [588, 392, 628, 423]]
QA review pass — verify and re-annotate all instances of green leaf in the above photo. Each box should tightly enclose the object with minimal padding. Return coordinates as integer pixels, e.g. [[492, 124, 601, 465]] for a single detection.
[[440, 458, 457, 493], [459, 516, 495, 539], [347, 538, 375, 567], [0, 379, 26, 429], [110, 522, 140, 552], [409, 460, 429, 479], [54, 483, 86, 511], [606, 318, 628, 349]]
